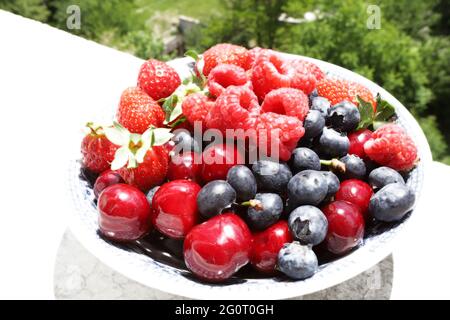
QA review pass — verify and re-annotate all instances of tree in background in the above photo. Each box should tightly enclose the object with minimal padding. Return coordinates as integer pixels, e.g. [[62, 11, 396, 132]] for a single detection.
[[0, 0, 49, 21]]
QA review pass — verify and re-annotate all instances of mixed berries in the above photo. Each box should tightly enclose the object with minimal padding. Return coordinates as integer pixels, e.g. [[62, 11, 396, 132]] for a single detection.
[[80, 43, 420, 283]]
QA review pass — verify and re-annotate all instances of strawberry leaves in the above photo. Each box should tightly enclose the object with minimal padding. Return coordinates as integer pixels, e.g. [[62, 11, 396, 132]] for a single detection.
[[161, 82, 203, 127], [356, 94, 396, 130], [103, 122, 173, 170]]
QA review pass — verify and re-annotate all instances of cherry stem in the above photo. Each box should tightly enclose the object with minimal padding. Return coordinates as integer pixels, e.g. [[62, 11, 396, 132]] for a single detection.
[[320, 158, 346, 174], [240, 199, 263, 210]]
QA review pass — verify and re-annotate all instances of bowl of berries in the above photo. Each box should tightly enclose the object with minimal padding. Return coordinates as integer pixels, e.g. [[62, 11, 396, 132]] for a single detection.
[[68, 44, 431, 299]]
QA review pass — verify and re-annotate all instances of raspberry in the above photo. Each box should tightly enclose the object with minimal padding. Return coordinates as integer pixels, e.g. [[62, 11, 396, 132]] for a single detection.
[[317, 77, 376, 111], [182, 92, 215, 125], [246, 47, 265, 69], [206, 86, 260, 133], [290, 59, 325, 82], [137, 59, 181, 101], [251, 51, 317, 100], [256, 113, 305, 161], [201, 43, 249, 76], [207, 64, 251, 98], [364, 124, 418, 171], [261, 88, 309, 121], [286, 59, 318, 95], [251, 51, 290, 101]]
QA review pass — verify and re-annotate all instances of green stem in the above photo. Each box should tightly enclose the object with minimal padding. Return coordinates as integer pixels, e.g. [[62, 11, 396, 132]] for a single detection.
[[240, 199, 263, 210], [320, 158, 346, 174]]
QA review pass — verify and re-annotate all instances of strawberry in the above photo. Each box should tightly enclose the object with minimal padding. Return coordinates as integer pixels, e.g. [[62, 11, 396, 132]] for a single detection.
[[200, 43, 249, 76], [104, 123, 172, 192], [317, 77, 376, 111], [116, 87, 165, 134], [137, 59, 181, 101], [81, 123, 119, 174]]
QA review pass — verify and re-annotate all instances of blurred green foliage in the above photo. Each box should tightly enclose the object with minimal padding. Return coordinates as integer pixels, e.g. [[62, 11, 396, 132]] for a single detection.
[[1, 0, 449, 163]]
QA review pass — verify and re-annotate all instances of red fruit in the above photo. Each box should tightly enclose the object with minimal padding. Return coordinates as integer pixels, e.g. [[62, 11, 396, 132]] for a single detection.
[[201, 43, 249, 76], [246, 47, 265, 69], [201, 143, 245, 182], [293, 59, 325, 82], [348, 129, 373, 159], [118, 146, 169, 192], [98, 184, 151, 241], [81, 123, 118, 174], [207, 64, 250, 98], [255, 112, 305, 161], [116, 87, 165, 134], [152, 180, 201, 239], [93, 170, 124, 198], [181, 92, 215, 126], [183, 213, 252, 282], [317, 77, 376, 111], [364, 124, 418, 171], [261, 87, 309, 121], [137, 59, 181, 101], [167, 152, 202, 183], [335, 179, 373, 216], [322, 200, 365, 255], [250, 221, 293, 274], [206, 85, 260, 133], [251, 51, 317, 100]]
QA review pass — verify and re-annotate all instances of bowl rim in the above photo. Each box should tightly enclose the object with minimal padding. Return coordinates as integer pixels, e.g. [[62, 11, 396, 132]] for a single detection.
[[66, 55, 433, 300]]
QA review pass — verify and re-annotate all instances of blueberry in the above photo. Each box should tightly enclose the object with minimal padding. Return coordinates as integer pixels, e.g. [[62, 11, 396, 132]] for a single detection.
[[327, 101, 361, 132], [244, 193, 283, 230], [289, 147, 321, 173], [339, 154, 366, 180], [310, 97, 331, 117], [322, 171, 340, 198], [146, 186, 160, 206], [369, 166, 405, 189], [297, 137, 314, 148], [288, 170, 328, 207], [318, 127, 349, 158], [171, 130, 201, 153], [309, 89, 319, 101], [277, 242, 318, 280], [304, 110, 325, 139], [288, 206, 328, 246], [197, 180, 236, 219], [252, 160, 292, 193], [226, 165, 257, 202], [369, 183, 415, 222]]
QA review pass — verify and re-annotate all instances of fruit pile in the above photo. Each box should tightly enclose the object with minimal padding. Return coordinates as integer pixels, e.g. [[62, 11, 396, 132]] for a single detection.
[[81, 44, 419, 283]]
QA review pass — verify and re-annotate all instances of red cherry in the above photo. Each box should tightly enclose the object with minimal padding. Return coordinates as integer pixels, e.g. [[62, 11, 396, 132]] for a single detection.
[[348, 129, 373, 159], [93, 170, 124, 198], [98, 184, 151, 241], [183, 212, 252, 282], [250, 221, 293, 274], [167, 152, 202, 183], [152, 180, 201, 239], [201, 143, 245, 183], [335, 179, 373, 216], [322, 200, 365, 255], [164, 140, 176, 154]]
